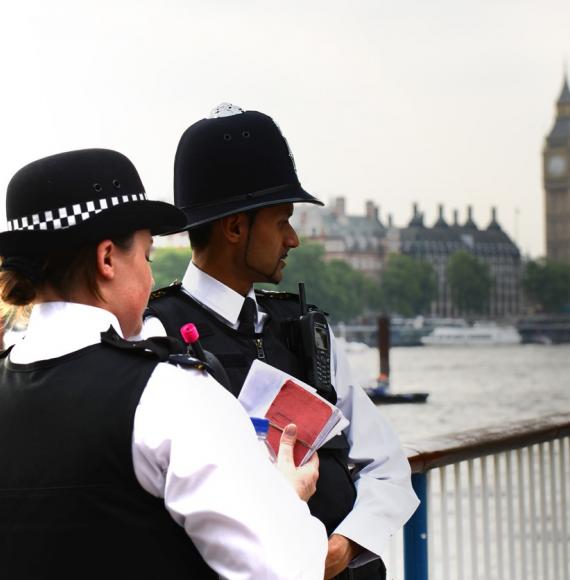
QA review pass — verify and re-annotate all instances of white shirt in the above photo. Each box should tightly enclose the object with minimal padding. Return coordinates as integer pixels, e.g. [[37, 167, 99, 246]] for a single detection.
[[10, 301, 327, 580], [143, 262, 420, 565]]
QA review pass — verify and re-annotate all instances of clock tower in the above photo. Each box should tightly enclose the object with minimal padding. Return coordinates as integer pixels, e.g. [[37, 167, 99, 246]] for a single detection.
[[543, 74, 570, 263]]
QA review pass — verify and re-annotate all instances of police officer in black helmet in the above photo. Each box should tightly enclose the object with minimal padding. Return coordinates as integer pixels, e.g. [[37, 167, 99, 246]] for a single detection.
[[144, 104, 419, 580], [0, 147, 327, 579]]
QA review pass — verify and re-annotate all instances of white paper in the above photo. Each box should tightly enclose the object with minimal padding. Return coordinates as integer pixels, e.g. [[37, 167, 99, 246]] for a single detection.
[[239, 359, 316, 416]]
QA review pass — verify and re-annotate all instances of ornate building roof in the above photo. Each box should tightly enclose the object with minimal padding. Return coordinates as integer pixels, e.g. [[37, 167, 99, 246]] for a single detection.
[[400, 205, 520, 258], [546, 75, 570, 147]]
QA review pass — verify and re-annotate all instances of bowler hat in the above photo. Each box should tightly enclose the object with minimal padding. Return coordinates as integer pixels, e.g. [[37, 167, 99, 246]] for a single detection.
[[0, 148, 186, 256], [174, 104, 323, 229]]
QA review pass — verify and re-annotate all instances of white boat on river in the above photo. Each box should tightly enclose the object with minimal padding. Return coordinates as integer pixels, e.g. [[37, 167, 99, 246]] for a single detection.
[[420, 322, 521, 346]]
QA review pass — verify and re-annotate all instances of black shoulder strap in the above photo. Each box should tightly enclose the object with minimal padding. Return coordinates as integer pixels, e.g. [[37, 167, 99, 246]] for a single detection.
[[100, 326, 208, 372]]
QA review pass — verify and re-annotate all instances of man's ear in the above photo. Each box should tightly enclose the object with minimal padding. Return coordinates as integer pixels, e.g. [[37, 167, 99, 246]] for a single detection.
[[219, 213, 250, 244], [96, 239, 116, 281]]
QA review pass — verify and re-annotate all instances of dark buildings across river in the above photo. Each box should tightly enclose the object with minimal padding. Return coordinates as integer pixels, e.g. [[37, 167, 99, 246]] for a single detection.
[[293, 200, 522, 318]]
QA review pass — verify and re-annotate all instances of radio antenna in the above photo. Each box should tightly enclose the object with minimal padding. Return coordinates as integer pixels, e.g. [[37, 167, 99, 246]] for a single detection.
[[298, 281, 307, 315]]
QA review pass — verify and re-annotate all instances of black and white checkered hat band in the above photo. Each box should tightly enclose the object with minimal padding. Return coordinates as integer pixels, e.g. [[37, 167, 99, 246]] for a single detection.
[[7, 193, 147, 232]]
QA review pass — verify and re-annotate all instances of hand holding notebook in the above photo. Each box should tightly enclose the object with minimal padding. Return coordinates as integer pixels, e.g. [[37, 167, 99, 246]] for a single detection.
[[238, 360, 348, 466], [265, 379, 341, 466]]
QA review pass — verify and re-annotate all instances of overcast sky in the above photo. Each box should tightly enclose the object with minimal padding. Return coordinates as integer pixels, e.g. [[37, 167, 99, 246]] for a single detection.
[[1, 0, 569, 257]]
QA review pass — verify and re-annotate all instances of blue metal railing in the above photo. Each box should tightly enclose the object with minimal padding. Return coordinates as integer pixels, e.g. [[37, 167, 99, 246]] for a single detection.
[[404, 473, 428, 580], [399, 413, 570, 580]]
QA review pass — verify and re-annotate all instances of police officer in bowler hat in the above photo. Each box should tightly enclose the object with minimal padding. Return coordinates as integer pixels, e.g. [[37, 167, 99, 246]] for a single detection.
[[143, 104, 419, 580], [0, 148, 327, 579]]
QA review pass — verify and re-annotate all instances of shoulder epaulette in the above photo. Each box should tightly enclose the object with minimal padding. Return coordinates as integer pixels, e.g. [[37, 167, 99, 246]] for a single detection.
[[149, 281, 182, 301], [255, 288, 300, 301], [255, 288, 327, 315]]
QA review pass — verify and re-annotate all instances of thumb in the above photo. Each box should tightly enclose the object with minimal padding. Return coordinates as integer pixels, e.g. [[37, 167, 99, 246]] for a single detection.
[[277, 423, 297, 465]]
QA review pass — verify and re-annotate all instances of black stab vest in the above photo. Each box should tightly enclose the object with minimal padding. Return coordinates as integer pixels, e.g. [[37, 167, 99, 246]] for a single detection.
[[147, 285, 357, 534], [0, 337, 217, 580]]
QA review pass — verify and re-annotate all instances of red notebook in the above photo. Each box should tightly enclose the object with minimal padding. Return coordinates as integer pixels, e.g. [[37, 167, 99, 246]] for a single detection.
[[265, 379, 335, 466]]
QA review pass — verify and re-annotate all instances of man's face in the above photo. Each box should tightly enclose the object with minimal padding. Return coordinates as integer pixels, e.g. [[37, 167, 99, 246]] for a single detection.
[[244, 203, 299, 284]]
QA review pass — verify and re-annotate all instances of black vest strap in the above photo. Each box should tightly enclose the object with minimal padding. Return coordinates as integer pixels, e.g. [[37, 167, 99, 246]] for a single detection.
[[0, 345, 13, 359], [105, 323, 231, 390], [101, 326, 207, 368]]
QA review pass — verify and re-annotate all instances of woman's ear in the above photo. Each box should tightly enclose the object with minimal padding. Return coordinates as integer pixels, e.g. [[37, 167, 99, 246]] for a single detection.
[[96, 239, 116, 281]]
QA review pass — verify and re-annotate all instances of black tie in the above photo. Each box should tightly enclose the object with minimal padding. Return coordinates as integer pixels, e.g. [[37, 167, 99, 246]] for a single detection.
[[238, 297, 257, 336]]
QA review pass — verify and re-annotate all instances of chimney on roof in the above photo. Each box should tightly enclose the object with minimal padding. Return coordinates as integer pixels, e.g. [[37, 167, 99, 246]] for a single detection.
[[409, 202, 424, 227], [453, 209, 459, 226], [434, 203, 448, 228], [487, 206, 501, 230], [464, 205, 478, 229], [365, 200, 379, 221], [333, 196, 346, 217], [388, 213, 393, 228]]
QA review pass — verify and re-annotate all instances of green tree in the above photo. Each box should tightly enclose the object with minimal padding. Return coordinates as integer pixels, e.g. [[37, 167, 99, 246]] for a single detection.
[[380, 254, 437, 316], [447, 250, 492, 315], [321, 259, 381, 322], [151, 247, 190, 289], [523, 259, 570, 313]]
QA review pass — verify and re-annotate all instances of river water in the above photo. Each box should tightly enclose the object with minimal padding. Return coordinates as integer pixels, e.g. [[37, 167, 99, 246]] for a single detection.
[[346, 343, 570, 580], [344, 343, 570, 444]]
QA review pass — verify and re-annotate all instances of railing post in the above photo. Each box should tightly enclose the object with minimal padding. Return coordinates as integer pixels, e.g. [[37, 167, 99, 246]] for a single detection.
[[404, 473, 428, 580]]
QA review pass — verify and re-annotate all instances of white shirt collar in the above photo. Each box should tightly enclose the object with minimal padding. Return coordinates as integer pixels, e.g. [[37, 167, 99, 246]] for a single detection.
[[181, 262, 259, 328], [9, 302, 123, 364]]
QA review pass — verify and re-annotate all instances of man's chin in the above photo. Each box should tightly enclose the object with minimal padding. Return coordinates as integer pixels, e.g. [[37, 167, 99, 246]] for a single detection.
[[270, 270, 284, 285], [264, 265, 284, 285]]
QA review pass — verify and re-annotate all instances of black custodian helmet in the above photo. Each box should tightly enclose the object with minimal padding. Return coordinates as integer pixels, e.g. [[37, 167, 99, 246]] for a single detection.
[[174, 103, 323, 229]]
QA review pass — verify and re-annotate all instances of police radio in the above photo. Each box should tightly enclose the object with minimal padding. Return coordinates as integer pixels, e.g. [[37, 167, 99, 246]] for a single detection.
[[297, 282, 334, 401]]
